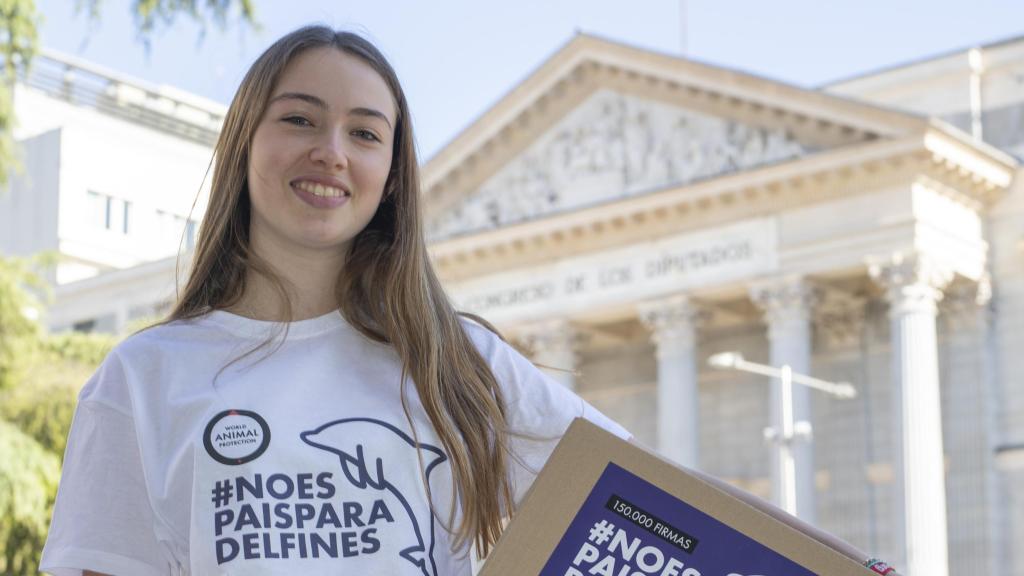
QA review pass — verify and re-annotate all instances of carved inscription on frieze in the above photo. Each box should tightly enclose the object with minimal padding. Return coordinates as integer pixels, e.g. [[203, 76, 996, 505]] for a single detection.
[[448, 218, 777, 322]]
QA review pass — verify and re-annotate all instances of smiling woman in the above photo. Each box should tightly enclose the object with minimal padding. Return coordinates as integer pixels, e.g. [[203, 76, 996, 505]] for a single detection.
[[247, 47, 395, 259], [37, 25, 631, 576]]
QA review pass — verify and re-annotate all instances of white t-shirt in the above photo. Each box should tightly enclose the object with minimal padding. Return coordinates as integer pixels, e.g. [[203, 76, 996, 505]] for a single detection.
[[40, 310, 628, 576]]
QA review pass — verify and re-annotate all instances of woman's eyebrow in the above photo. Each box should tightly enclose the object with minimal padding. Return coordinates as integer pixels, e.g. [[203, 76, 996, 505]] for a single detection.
[[269, 91, 326, 109], [269, 92, 393, 131], [349, 107, 393, 131]]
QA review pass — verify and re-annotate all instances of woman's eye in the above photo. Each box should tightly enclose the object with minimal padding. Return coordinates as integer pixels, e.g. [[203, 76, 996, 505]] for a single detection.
[[352, 129, 381, 142], [282, 116, 311, 126]]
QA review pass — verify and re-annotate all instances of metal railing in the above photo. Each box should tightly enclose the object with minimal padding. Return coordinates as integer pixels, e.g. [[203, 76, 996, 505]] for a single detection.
[[18, 49, 226, 147]]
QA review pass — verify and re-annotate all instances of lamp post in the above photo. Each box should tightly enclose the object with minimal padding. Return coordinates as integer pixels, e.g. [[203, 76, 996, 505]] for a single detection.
[[707, 351, 856, 517]]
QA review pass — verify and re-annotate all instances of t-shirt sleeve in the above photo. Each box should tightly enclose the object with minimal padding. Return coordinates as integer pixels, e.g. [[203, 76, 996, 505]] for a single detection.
[[40, 353, 173, 576], [464, 322, 631, 507]]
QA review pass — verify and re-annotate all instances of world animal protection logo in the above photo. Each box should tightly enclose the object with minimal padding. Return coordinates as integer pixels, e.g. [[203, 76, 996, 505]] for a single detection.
[[205, 415, 447, 575], [540, 463, 815, 576]]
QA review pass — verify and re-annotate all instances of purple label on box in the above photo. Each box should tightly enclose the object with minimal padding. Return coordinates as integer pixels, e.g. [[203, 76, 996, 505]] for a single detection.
[[540, 462, 816, 576]]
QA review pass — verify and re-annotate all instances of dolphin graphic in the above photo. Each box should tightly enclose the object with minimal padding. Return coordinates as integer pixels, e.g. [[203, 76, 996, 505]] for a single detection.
[[300, 418, 447, 576]]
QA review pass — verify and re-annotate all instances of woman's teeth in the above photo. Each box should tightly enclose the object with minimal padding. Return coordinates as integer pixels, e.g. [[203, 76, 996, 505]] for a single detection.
[[295, 181, 347, 198]]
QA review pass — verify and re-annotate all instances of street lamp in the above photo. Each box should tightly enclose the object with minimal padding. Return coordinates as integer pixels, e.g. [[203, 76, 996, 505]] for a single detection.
[[707, 351, 857, 517]]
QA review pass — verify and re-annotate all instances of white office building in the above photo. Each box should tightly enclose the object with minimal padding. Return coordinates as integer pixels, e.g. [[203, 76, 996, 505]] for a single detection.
[[0, 49, 217, 330]]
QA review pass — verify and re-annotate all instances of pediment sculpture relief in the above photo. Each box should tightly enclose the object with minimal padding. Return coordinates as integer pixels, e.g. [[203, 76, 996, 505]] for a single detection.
[[429, 90, 812, 239]]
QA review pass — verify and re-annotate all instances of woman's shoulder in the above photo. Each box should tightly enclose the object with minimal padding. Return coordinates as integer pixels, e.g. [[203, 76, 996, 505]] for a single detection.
[[79, 314, 240, 411], [101, 313, 250, 382], [116, 314, 229, 356], [457, 314, 511, 357], [457, 314, 544, 382]]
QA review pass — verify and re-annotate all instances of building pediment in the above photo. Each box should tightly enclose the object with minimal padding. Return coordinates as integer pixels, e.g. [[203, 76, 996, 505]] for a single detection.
[[422, 34, 931, 237], [427, 89, 814, 239]]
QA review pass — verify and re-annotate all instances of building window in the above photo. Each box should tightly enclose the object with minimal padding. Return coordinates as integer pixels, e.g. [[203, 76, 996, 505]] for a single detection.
[[172, 215, 198, 250], [160, 211, 200, 250], [87, 191, 131, 235], [87, 190, 105, 230], [104, 196, 113, 229], [72, 318, 96, 333], [122, 200, 132, 234], [185, 218, 197, 250]]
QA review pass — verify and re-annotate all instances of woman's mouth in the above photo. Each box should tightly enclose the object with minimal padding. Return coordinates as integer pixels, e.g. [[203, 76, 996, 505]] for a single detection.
[[290, 179, 351, 208], [294, 180, 348, 198]]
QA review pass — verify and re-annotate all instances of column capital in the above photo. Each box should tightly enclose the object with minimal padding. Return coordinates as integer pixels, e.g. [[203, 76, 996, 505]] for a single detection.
[[749, 275, 818, 327], [814, 289, 867, 350], [638, 295, 707, 349], [513, 319, 584, 359], [867, 251, 954, 315], [940, 275, 992, 332]]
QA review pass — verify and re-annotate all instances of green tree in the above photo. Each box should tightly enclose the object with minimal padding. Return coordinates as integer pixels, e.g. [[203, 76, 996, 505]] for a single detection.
[[0, 256, 44, 391], [2, 331, 114, 456], [0, 0, 258, 186], [0, 0, 37, 185], [0, 257, 117, 574], [0, 420, 61, 576]]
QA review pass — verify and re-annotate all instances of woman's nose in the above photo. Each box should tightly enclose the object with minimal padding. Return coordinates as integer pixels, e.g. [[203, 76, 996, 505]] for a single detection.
[[309, 130, 349, 170]]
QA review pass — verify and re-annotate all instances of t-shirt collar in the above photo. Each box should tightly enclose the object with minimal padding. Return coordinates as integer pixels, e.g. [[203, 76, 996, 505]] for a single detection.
[[201, 308, 347, 340]]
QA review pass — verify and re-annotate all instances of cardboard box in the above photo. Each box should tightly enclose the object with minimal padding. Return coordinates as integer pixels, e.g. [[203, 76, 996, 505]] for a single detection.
[[481, 418, 878, 576]]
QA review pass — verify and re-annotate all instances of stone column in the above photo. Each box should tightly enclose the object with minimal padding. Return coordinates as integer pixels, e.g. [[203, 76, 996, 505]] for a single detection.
[[638, 295, 705, 469], [869, 252, 953, 576], [516, 319, 581, 390], [750, 276, 818, 524], [939, 278, 997, 575]]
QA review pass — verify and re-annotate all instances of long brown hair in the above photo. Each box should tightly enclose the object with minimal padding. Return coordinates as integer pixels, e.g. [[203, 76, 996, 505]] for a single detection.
[[170, 25, 513, 554]]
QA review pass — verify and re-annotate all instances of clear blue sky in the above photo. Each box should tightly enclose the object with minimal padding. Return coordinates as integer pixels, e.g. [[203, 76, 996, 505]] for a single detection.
[[35, 0, 1024, 160]]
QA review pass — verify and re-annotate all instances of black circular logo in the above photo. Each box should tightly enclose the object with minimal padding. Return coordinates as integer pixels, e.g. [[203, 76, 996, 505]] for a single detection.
[[203, 409, 270, 465]]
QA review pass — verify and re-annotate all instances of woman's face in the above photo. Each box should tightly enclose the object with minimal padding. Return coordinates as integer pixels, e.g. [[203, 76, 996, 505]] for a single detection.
[[247, 47, 397, 260]]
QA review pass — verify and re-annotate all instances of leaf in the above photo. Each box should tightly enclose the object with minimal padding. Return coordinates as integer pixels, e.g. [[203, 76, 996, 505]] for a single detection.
[[75, 0, 258, 49], [0, 0, 40, 186]]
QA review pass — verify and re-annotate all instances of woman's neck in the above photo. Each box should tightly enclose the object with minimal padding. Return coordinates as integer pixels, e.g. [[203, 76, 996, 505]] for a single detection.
[[228, 240, 347, 322], [228, 275, 337, 322]]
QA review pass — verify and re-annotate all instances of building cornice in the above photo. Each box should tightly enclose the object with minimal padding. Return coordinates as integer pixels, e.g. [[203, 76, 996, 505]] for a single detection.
[[429, 130, 1016, 282], [53, 252, 189, 298]]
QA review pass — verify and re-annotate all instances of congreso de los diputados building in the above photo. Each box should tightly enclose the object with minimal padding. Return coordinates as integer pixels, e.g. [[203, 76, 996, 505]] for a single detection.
[[3, 33, 1024, 575]]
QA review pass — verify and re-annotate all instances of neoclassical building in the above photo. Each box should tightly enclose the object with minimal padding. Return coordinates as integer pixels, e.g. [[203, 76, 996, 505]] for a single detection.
[[422, 35, 1023, 576], [6, 35, 1024, 576]]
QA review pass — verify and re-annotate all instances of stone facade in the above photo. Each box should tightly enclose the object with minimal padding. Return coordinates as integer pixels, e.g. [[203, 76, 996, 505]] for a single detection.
[[425, 35, 1020, 576]]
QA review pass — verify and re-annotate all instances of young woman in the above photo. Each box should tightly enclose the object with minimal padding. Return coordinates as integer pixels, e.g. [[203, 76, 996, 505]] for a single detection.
[[40, 25, 628, 576], [41, 24, 898, 576]]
